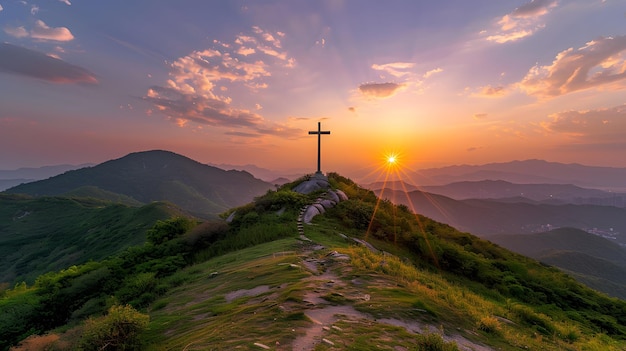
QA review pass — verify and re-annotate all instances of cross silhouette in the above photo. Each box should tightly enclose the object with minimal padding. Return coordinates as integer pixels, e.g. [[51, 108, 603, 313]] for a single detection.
[[308, 122, 331, 174]]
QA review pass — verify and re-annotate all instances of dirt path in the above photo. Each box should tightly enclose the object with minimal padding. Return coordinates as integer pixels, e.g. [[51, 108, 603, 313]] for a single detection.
[[291, 236, 494, 351]]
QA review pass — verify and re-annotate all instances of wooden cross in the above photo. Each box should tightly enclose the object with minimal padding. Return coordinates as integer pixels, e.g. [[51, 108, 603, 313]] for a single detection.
[[308, 122, 331, 174]]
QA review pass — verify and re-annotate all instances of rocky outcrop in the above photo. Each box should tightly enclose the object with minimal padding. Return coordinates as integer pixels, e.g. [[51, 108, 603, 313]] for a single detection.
[[292, 173, 330, 194]]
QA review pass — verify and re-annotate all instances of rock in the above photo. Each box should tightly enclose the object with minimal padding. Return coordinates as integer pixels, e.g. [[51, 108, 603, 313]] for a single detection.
[[225, 211, 236, 223], [352, 238, 380, 253], [322, 338, 335, 346], [320, 199, 336, 209], [292, 173, 330, 194], [303, 205, 321, 223], [327, 190, 340, 203], [335, 189, 349, 201], [312, 203, 325, 214], [253, 342, 270, 349]]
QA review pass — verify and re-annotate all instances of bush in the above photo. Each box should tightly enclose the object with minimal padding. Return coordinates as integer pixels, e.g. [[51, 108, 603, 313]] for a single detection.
[[477, 316, 501, 335], [78, 305, 148, 351], [413, 332, 459, 351]]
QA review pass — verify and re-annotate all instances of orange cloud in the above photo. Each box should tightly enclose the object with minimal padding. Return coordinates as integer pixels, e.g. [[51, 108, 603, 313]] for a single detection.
[[5, 20, 75, 42], [543, 105, 626, 142], [144, 26, 300, 138], [519, 36, 626, 97], [486, 0, 556, 44]]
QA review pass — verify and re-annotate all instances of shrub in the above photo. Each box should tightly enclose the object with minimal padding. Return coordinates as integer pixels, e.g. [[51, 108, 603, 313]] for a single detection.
[[413, 332, 459, 351], [78, 304, 148, 351], [477, 316, 502, 335]]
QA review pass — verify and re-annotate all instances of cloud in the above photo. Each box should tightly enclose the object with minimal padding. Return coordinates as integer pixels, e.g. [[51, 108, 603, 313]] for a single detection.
[[543, 105, 626, 144], [0, 43, 97, 84], [4, 26, 29, 38], [486, 0, 557, 43], [0, 4, 3, 11], [144, 26, 300, 138], [518, 36, 626, 97], [371, 62, 414, 78], [59, 0, 72, 5], [5, 20, 74, 41], [473, 113, 488, 120], [358, 82, 404, 98], [473, 85, 507, 98]]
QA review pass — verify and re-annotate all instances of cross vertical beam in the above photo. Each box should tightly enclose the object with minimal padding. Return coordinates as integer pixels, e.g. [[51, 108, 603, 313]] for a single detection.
[[308, 122, 331, 174]]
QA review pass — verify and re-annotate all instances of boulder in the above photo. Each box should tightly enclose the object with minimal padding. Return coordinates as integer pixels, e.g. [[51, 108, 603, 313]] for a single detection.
[[292, 173, 330, 194], [327, 190, 340, 203], [320, 199, 336, 209], [335, 189, 349, 201], [303, 205, 320, 223], [312, 203, 325, 214]]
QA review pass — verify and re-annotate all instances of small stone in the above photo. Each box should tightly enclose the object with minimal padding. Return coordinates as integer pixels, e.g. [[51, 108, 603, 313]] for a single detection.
[[322, 338, 335, 346], [332, 325, 342, 331]]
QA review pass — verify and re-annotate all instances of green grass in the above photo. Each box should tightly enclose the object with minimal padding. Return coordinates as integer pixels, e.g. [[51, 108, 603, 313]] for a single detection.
[[0, 195, 182, 284]]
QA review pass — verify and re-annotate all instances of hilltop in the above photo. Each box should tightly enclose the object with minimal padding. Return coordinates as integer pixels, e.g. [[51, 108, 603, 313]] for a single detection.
[[2, 173, 626, 351], [4, 150, 273, 218]]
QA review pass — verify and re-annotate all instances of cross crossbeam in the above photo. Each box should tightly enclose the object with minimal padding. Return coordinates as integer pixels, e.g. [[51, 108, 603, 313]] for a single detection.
[[308, 122, 331, 174]]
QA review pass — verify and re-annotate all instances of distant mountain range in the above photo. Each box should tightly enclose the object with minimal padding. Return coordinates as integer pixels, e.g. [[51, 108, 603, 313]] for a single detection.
[[0, 164, 93, 191], [4, 150, 273, 218], [367, 179, 626, 207], [376, 188, 626, 244], [489, 228, 626, 300], [405, 159, 626, 191]]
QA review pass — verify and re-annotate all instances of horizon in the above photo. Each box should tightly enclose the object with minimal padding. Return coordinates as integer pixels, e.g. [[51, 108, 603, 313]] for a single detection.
[[1, 1, 626, 171]]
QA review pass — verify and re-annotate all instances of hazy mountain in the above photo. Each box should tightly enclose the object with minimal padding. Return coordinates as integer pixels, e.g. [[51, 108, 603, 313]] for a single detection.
[[377, 188, 626, 244], [407, 159, 626, 190], [4, 150, 273, 218], [367, 180, 626, 207], [488, 228, 626, 299], [0, 164, 93, 191], [209, 162, 304, 182]]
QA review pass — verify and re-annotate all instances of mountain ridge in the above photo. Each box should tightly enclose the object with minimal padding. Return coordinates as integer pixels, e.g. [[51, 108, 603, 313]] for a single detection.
[[4, 150, 273, 218]]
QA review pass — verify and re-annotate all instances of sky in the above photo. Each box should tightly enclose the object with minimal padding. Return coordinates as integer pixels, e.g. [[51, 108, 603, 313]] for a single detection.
[[1, 0, 626, 177]]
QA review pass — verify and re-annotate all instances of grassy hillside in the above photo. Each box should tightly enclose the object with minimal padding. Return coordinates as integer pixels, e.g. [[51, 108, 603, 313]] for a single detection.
[[488, 228, 626, 299], [3, 173, 626, 350], [0, 193, 185, 285], [4, 150, 273, 218]]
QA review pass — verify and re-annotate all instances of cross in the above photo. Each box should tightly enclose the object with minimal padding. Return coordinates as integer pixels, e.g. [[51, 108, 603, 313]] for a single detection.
[[308, 122, 331, 174]]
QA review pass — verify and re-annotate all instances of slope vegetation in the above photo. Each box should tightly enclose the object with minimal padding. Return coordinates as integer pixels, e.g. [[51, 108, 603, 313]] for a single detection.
[[2, 173, 626, 351], [0, 193, 184, 285]]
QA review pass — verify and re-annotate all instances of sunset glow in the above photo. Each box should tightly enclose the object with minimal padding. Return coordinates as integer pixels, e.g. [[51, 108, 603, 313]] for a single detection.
[[1, 1, 625, 175]]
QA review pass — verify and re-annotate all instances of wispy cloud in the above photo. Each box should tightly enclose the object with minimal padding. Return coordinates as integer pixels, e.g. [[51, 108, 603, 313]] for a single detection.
[[486, 0, 557, 43], [144, 26, 300, 138], [472, 85, 508, 98], [371, 62, 414, 78], [519, 36, 626, 97], [359, 62, 442, 99], [4, 20, 74, 41], [542, 105, 626, 147], [0, 43, 97, 84]]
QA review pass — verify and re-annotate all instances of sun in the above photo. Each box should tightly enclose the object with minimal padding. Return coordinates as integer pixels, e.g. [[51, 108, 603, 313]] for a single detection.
[[387, 155, 397, 164]]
